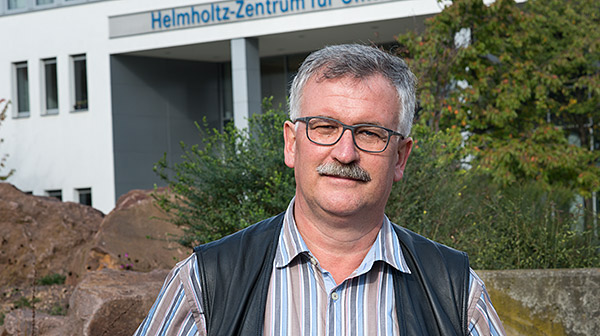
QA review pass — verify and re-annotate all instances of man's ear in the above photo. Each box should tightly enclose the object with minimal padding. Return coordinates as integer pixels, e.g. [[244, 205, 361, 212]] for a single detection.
[[283, 120, 297, 169], [393, 137, 413, 182]]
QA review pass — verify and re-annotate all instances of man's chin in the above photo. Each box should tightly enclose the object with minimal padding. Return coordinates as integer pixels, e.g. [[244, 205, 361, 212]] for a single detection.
[[318, 193, 369, 215]]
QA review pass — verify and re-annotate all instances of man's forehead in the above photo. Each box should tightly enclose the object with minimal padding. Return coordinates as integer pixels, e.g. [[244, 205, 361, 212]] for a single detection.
[[304, 72, 399, 105], [299, 72, 401, 126]]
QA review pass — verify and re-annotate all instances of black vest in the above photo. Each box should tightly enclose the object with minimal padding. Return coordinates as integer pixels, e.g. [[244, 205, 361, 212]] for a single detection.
[[194, 213, 469, 335]]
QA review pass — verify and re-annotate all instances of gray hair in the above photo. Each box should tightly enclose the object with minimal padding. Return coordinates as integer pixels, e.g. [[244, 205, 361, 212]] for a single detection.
[[289, 44, 417, 136]]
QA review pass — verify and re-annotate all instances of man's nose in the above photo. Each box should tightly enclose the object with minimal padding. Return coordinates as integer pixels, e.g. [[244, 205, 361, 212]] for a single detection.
[[331, 129, 359, 163]]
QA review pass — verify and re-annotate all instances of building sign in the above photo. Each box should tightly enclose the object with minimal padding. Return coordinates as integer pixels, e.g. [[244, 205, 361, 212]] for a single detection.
[[109, 0, 397, 38]]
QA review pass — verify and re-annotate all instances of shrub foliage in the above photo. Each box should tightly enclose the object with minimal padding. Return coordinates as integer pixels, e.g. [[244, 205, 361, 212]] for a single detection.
[[154, 101, 295, 246], [387, 125, 599, 269], [0, 99, 15, 181], [36, 273, 66, 286], [155, 106, 599, 269]]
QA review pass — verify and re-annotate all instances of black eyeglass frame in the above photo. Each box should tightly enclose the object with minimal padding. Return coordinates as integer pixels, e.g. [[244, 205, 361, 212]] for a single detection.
[[294, 116, 405, 153]]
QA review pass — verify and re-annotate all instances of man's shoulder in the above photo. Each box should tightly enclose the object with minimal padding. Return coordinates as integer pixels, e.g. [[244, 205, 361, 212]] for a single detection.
[[191, 213, 284, 333], [390, 222, 471, 335]]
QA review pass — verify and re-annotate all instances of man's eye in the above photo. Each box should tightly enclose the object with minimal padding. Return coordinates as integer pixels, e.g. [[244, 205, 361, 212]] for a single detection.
[[357, 128, 386, 139], [311, 122, 338, 130], [360, 130, 377, 136]]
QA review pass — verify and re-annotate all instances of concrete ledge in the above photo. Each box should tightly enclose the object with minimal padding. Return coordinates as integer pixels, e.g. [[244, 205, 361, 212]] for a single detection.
[[477, 269, 600, 336]]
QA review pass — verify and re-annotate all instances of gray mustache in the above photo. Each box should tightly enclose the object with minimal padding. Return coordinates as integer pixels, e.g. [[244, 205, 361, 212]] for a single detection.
[[316, 162, 371, 182]]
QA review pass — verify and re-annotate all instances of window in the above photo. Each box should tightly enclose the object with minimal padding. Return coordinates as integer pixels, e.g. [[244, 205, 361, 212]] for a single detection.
[[36, 0, 54, 5], [77, 188, 92, 206], [71, 54, 88, 111], [42, 58, 58, 115], [7, 0, 27, 10], [46, 189, 62, 201], [13, 61, 30, 117]]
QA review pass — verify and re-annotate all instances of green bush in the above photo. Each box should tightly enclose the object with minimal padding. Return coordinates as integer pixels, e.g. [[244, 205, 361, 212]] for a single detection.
[[155, 104, 599, 269], [387, 124, 468, 242], [154, 100, 295, 246], [387, 125, 599, 269], [12, 296, 40, 309], [48, 303, 67, 316], [36, 273, 66, 286], [461, 182, 598, 269], [0, 99, 15, 181]]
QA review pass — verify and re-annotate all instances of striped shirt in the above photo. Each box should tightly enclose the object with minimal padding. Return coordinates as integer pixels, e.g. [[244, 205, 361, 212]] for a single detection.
[[134, 201, 505, 336]]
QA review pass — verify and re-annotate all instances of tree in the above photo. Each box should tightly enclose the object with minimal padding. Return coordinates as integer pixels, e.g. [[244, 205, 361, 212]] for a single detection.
[[396, 0, 600, 202], [0, 99, 15, 181]]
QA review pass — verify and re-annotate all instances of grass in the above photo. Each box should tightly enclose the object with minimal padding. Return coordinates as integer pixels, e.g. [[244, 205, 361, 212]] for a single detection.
[[36, 273, 66, 286], [12, 296, 41, 309], [48, 303, 67, 316]]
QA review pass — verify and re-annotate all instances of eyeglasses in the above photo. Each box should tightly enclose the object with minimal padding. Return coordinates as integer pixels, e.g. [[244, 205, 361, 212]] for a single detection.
[[294, 116, 405, 153]]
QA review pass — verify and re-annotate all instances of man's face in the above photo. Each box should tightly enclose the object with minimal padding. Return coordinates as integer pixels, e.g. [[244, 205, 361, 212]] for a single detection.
[[284, 73, 413, 220]]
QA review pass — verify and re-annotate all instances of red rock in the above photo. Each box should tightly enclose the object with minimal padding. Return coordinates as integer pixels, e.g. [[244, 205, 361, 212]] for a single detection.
[[0, 183, 190, 335], [85, 188, 189, 274], [0, 183, 104, 287]]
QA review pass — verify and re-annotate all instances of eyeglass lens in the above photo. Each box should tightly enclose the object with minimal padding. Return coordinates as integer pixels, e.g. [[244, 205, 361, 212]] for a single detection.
[[306, 117, 391, 152]]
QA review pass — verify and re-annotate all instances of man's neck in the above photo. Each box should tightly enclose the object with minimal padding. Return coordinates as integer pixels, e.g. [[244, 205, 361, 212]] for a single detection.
[[292, 200, 384, 284]]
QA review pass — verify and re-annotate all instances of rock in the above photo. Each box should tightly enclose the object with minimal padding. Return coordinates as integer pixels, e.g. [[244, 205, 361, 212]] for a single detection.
[[0, 184, 188, 287], [0, 183, 104, 287], [66, 269, 169, 336], [478, 268, 600, 336], [1, 269, 169, 336], [2, 309, 65, 336], [83, 188, 189, 274], [0, 284, 72, 328], [0, 184, 190, 335]]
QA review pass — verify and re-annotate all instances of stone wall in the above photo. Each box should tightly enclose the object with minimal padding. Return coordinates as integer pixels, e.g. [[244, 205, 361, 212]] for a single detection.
[[477, 269, 599, 336]]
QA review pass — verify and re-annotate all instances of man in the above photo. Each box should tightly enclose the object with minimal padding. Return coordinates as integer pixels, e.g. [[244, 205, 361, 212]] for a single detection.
[[135, 44, 505, 336]]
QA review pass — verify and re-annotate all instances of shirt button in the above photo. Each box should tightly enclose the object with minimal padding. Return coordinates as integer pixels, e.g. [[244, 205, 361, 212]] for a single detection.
[[331, 292, 339, 301], [310, 257, 318, 266]]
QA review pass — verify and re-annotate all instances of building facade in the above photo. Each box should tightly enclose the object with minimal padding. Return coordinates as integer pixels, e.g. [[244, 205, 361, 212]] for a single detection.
[[2, 0, 449, 213]]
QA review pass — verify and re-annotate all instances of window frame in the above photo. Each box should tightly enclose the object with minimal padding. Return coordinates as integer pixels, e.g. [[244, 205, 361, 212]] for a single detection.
[[41, 57, 59, 115], [46, 189, 62, 201], [6, 0, 30, 13], [76, 187, 92, 206], [35, 0, 55, 8], [13, 61, 30, 118], [2, 0, 110, 16], [70, 54, 88, 112]]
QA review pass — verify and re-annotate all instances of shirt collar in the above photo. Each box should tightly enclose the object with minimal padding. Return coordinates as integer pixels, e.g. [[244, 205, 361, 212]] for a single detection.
[[274, 198, 411, 275]]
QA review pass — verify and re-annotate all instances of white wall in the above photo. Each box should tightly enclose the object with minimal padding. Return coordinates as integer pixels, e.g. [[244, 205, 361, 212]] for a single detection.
[[1, 2, 116, 213]]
